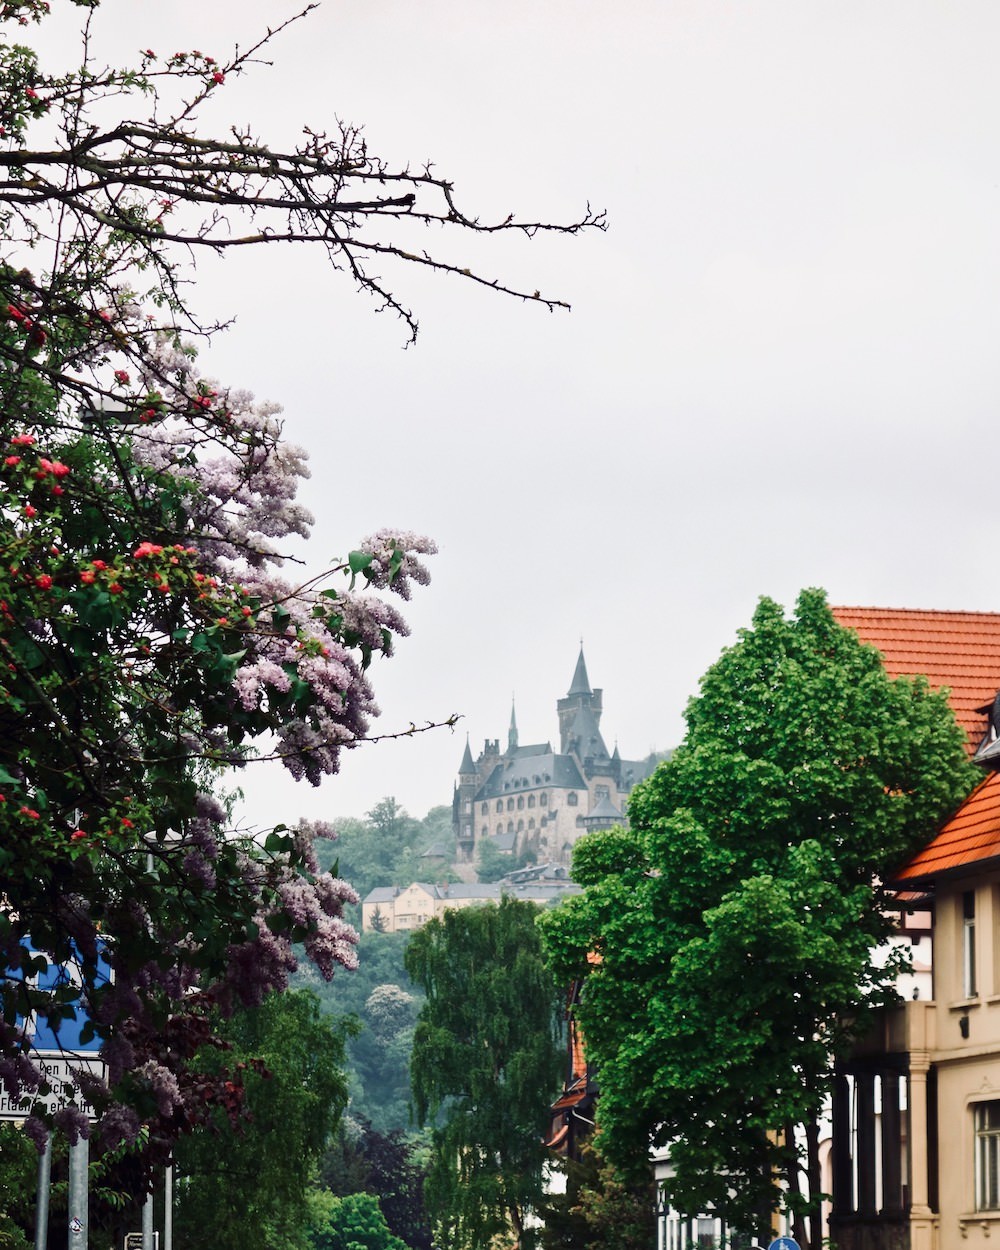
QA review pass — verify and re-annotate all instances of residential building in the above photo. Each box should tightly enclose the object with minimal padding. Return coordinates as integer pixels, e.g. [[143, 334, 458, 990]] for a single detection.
[[360, 862, 580, 933]]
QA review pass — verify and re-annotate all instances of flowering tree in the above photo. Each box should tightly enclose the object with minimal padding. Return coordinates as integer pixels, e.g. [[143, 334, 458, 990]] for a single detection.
[[0, 0, 598, 1165]]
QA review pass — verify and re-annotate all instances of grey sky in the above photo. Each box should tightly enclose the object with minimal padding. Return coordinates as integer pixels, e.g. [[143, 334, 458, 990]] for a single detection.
[[43, 2, 1000, 825]]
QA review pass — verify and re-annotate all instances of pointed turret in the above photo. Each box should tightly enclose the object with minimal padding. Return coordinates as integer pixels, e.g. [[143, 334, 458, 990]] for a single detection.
[[508, 698, 519, 753], [568, 645, 591, 696], [459, 735, 476, 777]]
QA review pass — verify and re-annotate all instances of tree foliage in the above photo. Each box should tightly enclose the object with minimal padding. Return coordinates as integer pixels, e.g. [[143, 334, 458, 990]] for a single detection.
[[318, 1117, 432, 1250], [172, 990, 351, 1250], [406, 897, 564, 1250], [540, 589, 976, 1239], [0, 0, 595, 1162], [539, 1145, 655, 1250]]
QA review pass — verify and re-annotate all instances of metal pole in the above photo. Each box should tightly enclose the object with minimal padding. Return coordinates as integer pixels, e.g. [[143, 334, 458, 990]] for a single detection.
[[67, 1135, 89, 1250], [142, 1190, 154, 1250], [163, 1166, 173, 1250], [34, 1131, 51, 1250]]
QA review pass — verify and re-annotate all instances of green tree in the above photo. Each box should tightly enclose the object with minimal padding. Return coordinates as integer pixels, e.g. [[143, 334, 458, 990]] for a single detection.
[[539, 1145, 654, 1250], [541, 589, 976, 1243], [307, 1191, 408, 1250], [406, 897, 564, 1250], [172, 990, 351, 1250], [317, 1117, 432, 1250]]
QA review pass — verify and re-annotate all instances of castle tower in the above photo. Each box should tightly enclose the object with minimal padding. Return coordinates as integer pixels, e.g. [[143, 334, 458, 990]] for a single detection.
[[558, 646, 607, 764], [452, 735, 479, 860]]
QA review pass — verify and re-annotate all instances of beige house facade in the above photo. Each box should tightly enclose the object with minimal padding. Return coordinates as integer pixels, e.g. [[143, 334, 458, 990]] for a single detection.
[[361, 864, 580, 933]]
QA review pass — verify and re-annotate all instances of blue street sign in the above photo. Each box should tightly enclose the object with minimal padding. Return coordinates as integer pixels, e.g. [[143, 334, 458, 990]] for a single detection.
[[769, 1238, 801, 1250], [5, 941, 112, 1057]]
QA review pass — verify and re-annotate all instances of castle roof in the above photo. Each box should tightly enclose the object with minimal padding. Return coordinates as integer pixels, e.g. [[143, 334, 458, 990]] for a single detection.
[[832, 606, 1000, 754], [476, 750, 586, 799], [568, 702, 609, 760], [568, 646, 592, 696], [459, 736, 476, 775]]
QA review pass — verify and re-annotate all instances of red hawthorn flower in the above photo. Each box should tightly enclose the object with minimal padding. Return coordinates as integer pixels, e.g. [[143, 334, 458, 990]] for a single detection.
[[121, 818, 134, 828], [11, 434, 34, 446], [241, 606, 252, 617], [24, 505, 36, 518], [80, 570, 96, 584], [5, 455, 20, 466], [216, 617, 229, 626], [212, 71, 225, 84], [51, 486, 63, 496], [113, 369, 130, 384], [157, 582, 170, 593], [109, 582, 124, 595], [19, 807, 40, 819], [25, 88, 37, 99], [133, 542, 164, 558], [71, 829, 86, 841], [35, 574, 52, 589], [91, 560, 107, 570]]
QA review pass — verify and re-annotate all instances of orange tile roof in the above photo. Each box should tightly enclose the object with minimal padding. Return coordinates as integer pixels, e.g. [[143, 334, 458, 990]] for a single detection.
[[832, 607, 1000, 754], [895, 771, 1000, 884]]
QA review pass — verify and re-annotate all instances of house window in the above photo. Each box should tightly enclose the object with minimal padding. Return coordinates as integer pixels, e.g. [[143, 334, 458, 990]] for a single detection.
[[976, 1101, 1000, 1209], [567, 792, 578, 807], [965, 890, 978, 998]]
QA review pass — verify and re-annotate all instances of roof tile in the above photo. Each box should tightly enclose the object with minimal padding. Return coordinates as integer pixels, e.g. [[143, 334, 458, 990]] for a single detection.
[[832, 606, 1000, 753], [895, 771, 1000, 883]]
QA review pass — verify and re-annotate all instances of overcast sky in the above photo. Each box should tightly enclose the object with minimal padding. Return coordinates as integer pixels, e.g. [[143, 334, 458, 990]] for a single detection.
[[42, 2, 1000, 826]]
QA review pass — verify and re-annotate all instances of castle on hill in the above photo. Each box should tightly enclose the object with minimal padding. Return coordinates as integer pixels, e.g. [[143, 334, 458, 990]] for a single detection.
[[452, 648, 663, 868]]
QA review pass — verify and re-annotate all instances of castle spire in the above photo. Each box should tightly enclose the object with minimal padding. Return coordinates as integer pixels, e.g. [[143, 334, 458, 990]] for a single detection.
[[508, 697, 518, 752], [568, 644, 591, 697], [459, 734, 476, 776]]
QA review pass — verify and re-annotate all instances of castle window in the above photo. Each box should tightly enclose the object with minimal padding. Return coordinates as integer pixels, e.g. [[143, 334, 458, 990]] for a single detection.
[[464, 800, 471, 814], [567, 792, 578, 807], [517, 820, 524, 832], [517, 796, 524, 810], [463, 824, 471, 838], [482, 803, 488, 815], [482, 826, 488, 837], [496, 800, 503, 813], [976, 1101, 1000, 1209], [497, 824, 503, 836], [528, 818, 535, 830], [507, 798, 514, 812], [507, 821, 514, 834], [528, 794, 535, 808], [595, 785, 609, 801], [540, 793, 548, 807]]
